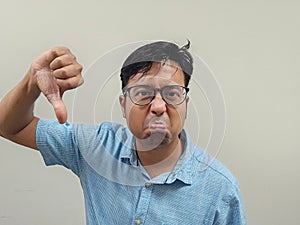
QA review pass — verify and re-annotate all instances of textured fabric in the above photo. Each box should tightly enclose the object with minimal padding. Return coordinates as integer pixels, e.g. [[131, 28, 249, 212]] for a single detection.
[[36, 119, 247, 225]]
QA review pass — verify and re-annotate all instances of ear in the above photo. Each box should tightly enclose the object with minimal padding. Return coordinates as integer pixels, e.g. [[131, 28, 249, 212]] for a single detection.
[[185, 96, 189, 119], [119, 95, 126, 118]]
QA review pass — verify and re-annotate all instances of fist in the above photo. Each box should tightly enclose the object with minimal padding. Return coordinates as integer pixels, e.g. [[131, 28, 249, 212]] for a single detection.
[[31, 47, 83, 124]]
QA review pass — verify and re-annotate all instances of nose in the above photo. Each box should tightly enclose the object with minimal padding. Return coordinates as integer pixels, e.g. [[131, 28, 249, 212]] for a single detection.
[[150, 93, 167, 116]]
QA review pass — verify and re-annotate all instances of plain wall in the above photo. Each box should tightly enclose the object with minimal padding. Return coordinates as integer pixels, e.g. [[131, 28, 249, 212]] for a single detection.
[[0, 1, 299, 224]]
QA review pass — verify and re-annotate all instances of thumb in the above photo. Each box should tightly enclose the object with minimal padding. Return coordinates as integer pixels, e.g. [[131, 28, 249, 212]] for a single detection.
[[48, 94, 67, 124], [36, 70, 68, 124]]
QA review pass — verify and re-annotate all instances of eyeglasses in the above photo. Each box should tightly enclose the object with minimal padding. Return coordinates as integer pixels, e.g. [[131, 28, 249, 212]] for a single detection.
[[123, 85, 189, 106]]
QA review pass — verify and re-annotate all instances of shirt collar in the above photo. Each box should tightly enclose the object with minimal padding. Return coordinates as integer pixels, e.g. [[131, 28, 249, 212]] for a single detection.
[[119, 127, 139, 166], [164, 130, 196, 185]]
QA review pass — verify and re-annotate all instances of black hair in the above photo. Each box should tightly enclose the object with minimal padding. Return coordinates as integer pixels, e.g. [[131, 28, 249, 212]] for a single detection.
[[120, 40, 193, 89]]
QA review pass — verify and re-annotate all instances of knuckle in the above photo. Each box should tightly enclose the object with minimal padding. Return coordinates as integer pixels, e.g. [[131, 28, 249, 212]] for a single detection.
[[77, 64, 83, 72], [58, 46, 70, 52], [64, 47, 71, 52], [78, 77, 84, 86], [50, 48, 60, 57], [59, 79, 73, 90], [56, 58, 63, 66], [64, 80, 73, 89], [65, 78, 81, 89], [60, 69, 68, 77], [50, 46, 70, 57]]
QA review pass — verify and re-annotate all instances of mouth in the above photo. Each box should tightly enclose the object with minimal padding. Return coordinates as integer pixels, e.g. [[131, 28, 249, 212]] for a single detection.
[[148, 120, 167, 131]]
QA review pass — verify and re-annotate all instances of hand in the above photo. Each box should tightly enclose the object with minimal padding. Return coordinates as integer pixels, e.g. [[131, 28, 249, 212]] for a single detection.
[[30, 47, 83, 124]]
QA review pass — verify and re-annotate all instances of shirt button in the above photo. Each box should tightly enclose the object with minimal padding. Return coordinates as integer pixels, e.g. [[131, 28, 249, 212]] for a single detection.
[[145, 182, 152, 188], [135, 219, 142, 225]]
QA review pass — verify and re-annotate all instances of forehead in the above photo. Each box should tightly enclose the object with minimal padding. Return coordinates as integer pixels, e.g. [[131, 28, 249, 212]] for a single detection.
[[127, 61, 185, 87]]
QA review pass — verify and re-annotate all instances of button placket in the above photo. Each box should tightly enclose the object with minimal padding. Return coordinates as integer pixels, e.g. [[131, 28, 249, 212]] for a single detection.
[[134, 183, 154, 225]]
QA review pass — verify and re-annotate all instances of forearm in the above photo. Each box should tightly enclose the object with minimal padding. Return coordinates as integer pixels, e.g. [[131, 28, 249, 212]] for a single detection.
[[0, 71, 40, 136]]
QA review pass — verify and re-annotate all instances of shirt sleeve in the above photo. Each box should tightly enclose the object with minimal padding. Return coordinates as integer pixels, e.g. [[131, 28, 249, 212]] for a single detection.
[[36, 119, 82, 176], [219, 182, 248, 225]]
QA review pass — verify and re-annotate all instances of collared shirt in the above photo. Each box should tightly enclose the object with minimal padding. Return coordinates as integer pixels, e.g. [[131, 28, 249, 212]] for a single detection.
[[37, 119, 247, 225]]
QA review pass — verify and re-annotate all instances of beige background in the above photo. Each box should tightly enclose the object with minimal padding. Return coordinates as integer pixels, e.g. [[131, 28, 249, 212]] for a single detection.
[[0, 0, 299, 224]]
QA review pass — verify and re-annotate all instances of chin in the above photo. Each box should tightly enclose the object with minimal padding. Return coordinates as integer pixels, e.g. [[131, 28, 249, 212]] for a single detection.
[[137, 132, 173, 150]]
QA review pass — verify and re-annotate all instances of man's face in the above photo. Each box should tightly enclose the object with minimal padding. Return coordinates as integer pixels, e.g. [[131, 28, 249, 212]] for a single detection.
[[119, 61, 189, 149]]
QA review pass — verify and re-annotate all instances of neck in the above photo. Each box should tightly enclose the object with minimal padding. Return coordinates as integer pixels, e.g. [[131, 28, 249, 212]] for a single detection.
[[136, 138, 183, 178]]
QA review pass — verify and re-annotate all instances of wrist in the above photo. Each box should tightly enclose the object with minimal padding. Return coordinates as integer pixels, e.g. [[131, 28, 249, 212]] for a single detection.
[[24, 69, 41, 99]]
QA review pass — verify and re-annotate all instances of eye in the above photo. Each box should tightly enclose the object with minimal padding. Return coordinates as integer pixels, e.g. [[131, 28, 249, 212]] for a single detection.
[[167, 91, 180, 97], [131, 86, 154, 98], [164, 87, 181, 98], [136, 91, 149, 96], [136, 91, 151, 97]]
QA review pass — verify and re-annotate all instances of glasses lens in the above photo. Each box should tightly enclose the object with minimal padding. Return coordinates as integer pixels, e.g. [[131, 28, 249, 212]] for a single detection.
[[129, 86, 154, 105], [162, 86, 187, 105], [126, 85, 188, 106]]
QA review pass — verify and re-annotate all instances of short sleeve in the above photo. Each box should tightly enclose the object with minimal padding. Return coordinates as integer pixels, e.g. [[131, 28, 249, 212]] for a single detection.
[[219, 182, 248, 225], [36, 119, 82, 176]]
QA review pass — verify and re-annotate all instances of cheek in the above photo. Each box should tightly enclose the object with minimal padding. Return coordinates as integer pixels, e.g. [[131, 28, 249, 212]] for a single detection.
[[125, 105, 148, 133], [169, 107, 187, 128]]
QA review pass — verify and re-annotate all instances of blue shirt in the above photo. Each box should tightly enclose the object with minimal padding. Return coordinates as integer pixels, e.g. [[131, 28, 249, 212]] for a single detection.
[[36, 119, 247, 225]]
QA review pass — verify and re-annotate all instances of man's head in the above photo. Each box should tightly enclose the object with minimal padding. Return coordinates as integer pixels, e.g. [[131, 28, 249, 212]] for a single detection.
[[120, 41, 193, 89], [119, 41, 193, 150]]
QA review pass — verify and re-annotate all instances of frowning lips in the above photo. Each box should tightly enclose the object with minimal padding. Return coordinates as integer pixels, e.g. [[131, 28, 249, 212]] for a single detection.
[[148, 120, 167, 130]]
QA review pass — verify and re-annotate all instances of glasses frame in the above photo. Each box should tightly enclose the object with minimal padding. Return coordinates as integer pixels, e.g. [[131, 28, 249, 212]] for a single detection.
[[123, 85, 190, 106]]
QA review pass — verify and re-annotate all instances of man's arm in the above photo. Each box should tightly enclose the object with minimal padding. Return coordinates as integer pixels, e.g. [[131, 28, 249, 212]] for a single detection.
[[0, 46, 83, 150]]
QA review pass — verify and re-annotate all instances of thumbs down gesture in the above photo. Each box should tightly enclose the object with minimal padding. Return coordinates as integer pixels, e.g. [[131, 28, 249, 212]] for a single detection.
[[31, 47, 83, 124]]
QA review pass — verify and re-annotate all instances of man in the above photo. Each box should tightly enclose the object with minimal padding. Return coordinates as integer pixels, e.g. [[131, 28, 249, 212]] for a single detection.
[[0, 41, 247, 224]]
